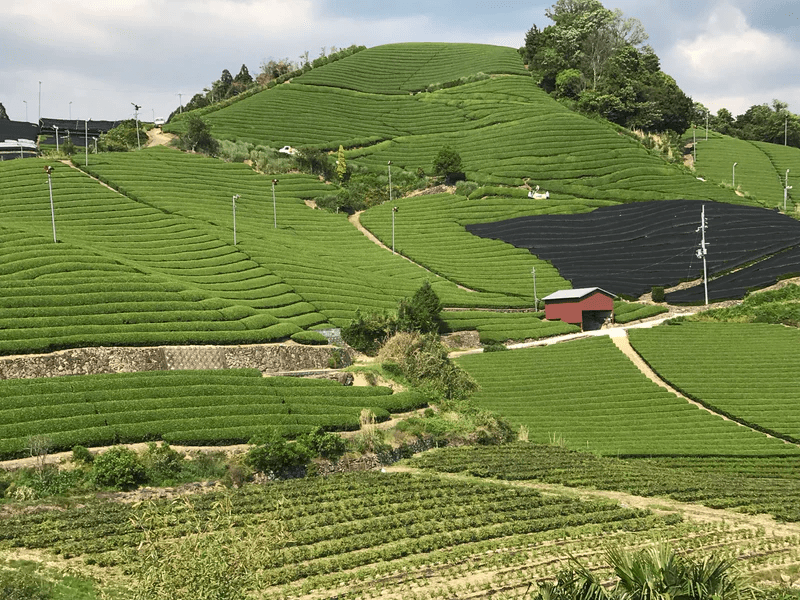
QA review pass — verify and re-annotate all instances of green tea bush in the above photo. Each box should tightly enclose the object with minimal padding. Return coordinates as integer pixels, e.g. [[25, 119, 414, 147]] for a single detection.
[[651, 286, 666, 302], [341, 310, 397, 355], [0, 567, 53, 600], [245, 429, 314, 478], [290, 330, 328, 345]]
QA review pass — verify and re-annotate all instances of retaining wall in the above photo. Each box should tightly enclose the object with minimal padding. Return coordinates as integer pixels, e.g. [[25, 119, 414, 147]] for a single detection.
[[0, 343, 352, 381]]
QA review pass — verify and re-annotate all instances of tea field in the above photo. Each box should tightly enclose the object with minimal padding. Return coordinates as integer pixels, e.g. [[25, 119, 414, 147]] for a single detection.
[[3, 471, 799, 599], [629, 321, 800, 442], [455, 335, 799, 456], [0, 369, 429, 459]]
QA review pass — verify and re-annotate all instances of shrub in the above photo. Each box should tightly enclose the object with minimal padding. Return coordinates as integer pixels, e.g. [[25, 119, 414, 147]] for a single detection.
[[142, 442, 184, 484], [397, 280, 443, 334], [651, 286, 666, 302], [296, 426, 347, 461], [91, 446, 147, 490], [71, 445, 94, 464], [327, 348, 346, 369], [432, 146, 464, 185], [341, 309, 397, 355], [244, 429, 314, 478], [0, 567, 54, 600]]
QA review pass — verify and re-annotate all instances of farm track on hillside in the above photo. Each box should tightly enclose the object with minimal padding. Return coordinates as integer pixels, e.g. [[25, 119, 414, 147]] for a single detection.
[[348, 210, 479, 293]]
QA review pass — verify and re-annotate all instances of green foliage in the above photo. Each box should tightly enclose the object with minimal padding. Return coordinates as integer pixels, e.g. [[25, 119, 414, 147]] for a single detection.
[[142, 442, 184, 484], [71, 445, 94, 465], [397, 280, 443, 334], [290, 330, 328, 345], [342, 309, 397, 355], [179, 114, 219, 155], [98, 119, 148, 152], [432, 145, 464, 184], [245, 428, 314, 477], [296, 426, 348, 460], [91, 446, 146, 490], [531, 544, 744, 600], [335, 145, 347, 182], [127, 493, 285, 600], [651, 286, 665, 302], [0, 566, 54, 600], [400, 333, 479, 401]]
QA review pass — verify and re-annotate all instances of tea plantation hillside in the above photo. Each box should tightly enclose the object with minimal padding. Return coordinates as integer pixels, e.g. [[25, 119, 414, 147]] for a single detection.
[[690, 130, 800, 210], [193, 43, 743, 204], [0, 154, 548, 355]]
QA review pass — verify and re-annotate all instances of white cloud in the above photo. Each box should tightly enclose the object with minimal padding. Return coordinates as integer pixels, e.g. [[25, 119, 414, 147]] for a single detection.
[[668, 2, 800, 114]]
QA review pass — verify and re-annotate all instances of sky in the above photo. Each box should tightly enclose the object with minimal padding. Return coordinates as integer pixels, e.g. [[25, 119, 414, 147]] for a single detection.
[[1, 0, 798, 123]]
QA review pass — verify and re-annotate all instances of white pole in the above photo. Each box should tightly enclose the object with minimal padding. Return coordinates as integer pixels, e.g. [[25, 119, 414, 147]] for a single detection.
[[531, 266, 538, 310], [54, 126, 59, 152], [232, 194, 239, 245], [69, 101, 72, 121], [786, 117, 788, 146], [388, 161, 392, 204], [272, 179, 278, 228], [392, 206, 398, 253], [705, 110, 708, 141], [701, 205, 708, 306], [23, 100, 27, 122], [785, 169, 792, 212], [693, 126, 696, 164], [732, 162, 737, 189], [46, 166, 57, 243], [38, 81, 41, 122], [85, 118, 88, 165]]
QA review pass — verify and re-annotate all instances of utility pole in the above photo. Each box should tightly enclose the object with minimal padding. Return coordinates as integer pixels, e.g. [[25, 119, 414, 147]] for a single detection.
[[232, 194, 240, 245], [785, 169, 792, 212], [531, 266, 538, 310], [132, 103, 141, 150], [45, 166, 57, 243], [53, 125, 59, 152], [392, 206, 398, 253], [85, 118, 88, 166], [387, 161, 392, 205], [23, 100, 27, 122], [732, 162, 737, 189], [271, 179, 278, 228], [178, 93, 183, 113], [696, 205, 709, 306]]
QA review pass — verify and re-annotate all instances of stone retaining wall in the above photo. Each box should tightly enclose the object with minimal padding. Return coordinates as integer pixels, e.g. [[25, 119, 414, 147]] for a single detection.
[[0, 343, 352, 381]]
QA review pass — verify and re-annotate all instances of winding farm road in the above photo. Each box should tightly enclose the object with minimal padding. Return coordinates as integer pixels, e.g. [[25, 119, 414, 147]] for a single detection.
[[348, 210, 478, 293]]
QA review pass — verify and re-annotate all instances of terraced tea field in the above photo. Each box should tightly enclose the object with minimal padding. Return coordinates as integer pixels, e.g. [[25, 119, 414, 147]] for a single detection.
[[629, 321, 800, 442], [456, 335, 799, 456], [0, 369, 426, 459], [3, 470, 798, 599]]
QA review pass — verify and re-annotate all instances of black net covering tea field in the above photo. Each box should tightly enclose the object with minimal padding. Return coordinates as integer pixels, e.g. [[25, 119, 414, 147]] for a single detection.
[[466, 200, 800, 302]]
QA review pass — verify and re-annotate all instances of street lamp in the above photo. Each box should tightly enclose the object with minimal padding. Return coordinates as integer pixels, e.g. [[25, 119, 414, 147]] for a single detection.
[[53, 125, 59, 152], [45, 166, 57, 243], [131, 103, 141, 150], [23, 100, 27, 122], [732, 162, 737, 189], [271, 179, 278, 228], [392, 206, 398, 253], [69, 101, 72, 121], [531, 266, 538, 311], [232, 194, 240, 245]]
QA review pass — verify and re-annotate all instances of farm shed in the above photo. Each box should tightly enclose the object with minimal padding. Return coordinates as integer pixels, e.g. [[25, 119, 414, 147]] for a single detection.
[[543, 287, 616, 331]]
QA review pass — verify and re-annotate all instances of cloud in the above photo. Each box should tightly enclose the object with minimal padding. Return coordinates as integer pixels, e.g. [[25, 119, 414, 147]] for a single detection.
[[668, 2, 800, 114]]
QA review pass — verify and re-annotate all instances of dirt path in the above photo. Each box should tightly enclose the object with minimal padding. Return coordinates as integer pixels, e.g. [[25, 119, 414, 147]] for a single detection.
[[145, 127, 176, 147], [348, 211, 478, 292]]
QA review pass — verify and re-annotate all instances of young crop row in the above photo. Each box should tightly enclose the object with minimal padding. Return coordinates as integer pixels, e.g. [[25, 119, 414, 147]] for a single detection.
[[442, 310, 579, 343], [407, 443, 800, 522], [456, 336, 798, 456], [3, 470, 797, 598], [0, 370, 425, 458], [628, 321, 800, 442], [293, 43, 528, 94]]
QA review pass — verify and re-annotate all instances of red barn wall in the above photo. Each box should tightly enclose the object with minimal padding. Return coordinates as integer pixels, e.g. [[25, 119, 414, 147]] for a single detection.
[[545, 292, 615, 325]]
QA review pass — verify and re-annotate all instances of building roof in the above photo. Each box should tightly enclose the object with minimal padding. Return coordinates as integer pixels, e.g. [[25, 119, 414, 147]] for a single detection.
[[543, 287, 616, 302]]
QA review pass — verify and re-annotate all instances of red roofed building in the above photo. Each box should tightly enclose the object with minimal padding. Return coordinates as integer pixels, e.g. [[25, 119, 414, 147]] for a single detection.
[[543, 287, 616, 331]]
